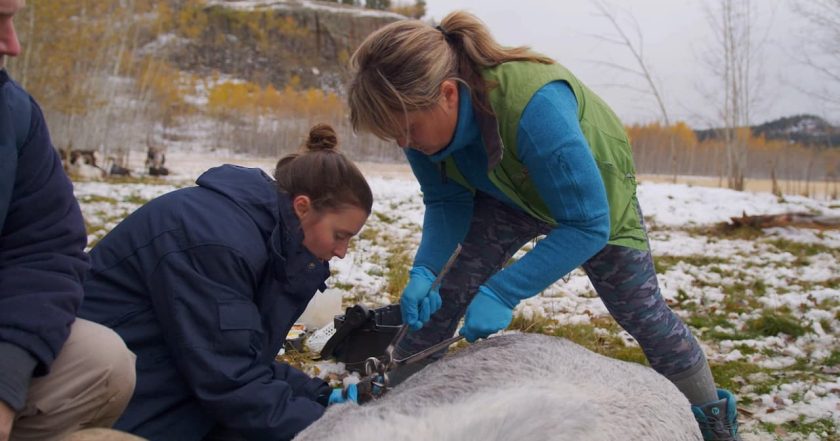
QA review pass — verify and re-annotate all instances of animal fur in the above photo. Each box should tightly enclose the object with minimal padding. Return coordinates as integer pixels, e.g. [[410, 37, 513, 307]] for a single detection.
[[296, 333, 701, 441], [145, 146, 169, 176], [63, 149, 106, 180]]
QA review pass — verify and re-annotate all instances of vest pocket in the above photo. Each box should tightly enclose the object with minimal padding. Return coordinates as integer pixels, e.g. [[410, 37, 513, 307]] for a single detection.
[[593, 159, 647, 250], [217, 300, 264, 355]]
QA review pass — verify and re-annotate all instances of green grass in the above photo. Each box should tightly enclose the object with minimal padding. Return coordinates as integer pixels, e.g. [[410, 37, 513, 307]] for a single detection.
[[506, 314, 648, 366], [276, 347, 319, 372], [709, 360, 764, 393], [123, 193, 151, 205], [733, 344, 758, 355], [85, 222, 107, 249], [686, 313, 738, 334], [678, 267, 767, 314], [798, 278, 840, 291], [721, 281, 766, 313], [761, 416, 839, 439], [508, 312, 556, 334], [384, 247, 412, 304], [84, 210, 131, 249], [653, 254, 729, 274], [332, 282, 355, 291], [104, 175, 175, 185], [358, 226, 379, 242], [748, 371, 791, 396], [744, 310, 808, 338], [764, 238, 840, 268], [766, 238, 838, 258], [373, 211, 396, 224], [673, 288, 693, 307], [750, 279, 768, 296], [341, 291, 364, 306], [78, 194, 119, 204], [688, 223, 765, 240], [554, 317, 648, 366], [823, 350, 840, 367], [694, 309, 808, 341]]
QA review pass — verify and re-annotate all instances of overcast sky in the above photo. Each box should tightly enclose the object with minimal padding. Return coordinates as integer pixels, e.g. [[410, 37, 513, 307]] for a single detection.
[[422, 0, 839, 128]]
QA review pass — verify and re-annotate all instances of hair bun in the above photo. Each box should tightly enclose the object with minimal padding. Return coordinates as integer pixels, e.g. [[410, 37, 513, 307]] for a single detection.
[[305, 124, 338, 152]]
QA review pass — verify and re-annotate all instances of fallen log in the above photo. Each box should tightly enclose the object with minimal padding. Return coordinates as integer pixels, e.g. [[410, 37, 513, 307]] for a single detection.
[[729, 211, 840, 229]]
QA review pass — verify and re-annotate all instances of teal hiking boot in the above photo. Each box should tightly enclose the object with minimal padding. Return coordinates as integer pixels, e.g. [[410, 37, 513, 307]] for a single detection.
[[691, 389, 742, 441]]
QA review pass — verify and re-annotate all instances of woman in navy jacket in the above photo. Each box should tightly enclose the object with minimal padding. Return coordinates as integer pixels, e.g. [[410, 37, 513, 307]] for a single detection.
[[79, 124, 372, 441]]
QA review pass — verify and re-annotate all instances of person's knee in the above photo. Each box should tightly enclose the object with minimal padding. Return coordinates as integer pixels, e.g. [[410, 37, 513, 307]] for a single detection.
[[61, 428, 146, 441], [13, 320, 136, 439], [98, 333, 136, 409], [66, 320, 136, 423]]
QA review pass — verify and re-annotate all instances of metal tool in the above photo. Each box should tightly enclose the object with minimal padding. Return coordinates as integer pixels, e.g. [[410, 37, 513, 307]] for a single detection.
[[353, 244, 463, 403]]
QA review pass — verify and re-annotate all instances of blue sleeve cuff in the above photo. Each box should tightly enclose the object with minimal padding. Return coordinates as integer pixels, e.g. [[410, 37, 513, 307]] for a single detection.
[[0, 342, 37, 411]]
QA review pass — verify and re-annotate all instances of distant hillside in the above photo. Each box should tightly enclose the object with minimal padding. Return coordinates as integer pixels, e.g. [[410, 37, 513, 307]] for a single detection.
[[695, 114, 840, 147], [149, 0, 404, 91], [6, 0, 410, 161]]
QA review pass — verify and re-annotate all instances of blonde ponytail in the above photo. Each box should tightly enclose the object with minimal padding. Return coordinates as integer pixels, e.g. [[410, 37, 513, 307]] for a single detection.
[[348, 10, 552, 141]]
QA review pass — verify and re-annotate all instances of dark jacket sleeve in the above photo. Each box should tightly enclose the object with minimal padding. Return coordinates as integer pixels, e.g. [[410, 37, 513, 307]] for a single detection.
[[146, 244, 326, 441], [0, 94, 89, 410]]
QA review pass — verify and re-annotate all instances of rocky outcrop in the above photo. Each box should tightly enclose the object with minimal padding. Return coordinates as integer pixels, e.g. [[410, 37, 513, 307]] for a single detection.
[[162, 0, 403, 91]]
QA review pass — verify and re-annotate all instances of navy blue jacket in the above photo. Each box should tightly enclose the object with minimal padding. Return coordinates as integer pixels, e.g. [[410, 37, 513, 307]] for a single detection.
[[0, 70, 89, 411], [79, 165, 332, 441]]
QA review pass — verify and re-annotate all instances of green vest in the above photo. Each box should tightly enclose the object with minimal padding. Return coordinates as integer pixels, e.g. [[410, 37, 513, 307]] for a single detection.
[[443, 61, 648, 251]]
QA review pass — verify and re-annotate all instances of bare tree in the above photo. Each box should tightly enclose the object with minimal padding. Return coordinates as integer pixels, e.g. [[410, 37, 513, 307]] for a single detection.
[[703, 0, 765, 191], [591, 1, 679, 182], [791, 0, 840, 113]]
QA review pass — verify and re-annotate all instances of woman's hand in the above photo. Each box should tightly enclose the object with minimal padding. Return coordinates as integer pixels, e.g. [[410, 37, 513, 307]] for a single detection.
[[327, 384, 358, 405], [400, 266, 443, 331], [459, 285, 517, 342]]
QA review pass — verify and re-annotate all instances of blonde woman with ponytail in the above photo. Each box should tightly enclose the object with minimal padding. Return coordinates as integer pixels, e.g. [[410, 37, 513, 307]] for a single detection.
[[349, 11, 740, 441], [78, 124, 372, 441]]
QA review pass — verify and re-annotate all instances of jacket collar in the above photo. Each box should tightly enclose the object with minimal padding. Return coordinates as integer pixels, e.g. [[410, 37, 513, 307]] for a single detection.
[[428, 84, 480, 162], [474, 97, 504, 171], [270, 192, 329, 292], [428, 83, 504, 172]]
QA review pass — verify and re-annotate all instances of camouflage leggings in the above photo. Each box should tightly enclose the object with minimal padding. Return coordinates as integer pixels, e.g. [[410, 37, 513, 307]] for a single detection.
[[397, 192, 705, 378]]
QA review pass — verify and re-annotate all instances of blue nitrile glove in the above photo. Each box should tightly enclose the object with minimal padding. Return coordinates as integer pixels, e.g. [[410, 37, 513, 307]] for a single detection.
[[459, 285, 518, 343], [327, 383, 358, 405], [401, 266, 443, 331]]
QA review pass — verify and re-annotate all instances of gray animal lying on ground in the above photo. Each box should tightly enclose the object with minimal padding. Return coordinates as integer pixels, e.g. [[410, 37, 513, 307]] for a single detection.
[[296, 333, 702, 441]]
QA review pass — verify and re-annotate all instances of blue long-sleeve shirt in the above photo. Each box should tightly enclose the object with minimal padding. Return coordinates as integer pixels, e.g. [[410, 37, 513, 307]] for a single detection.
[[406, 81, 609, 302]]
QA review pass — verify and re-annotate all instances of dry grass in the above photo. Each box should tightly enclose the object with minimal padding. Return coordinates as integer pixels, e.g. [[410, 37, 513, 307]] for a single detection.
[[638, 174, 838, 199]]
